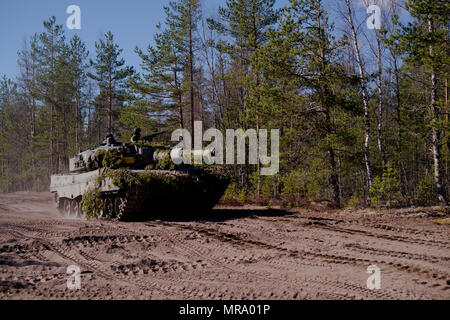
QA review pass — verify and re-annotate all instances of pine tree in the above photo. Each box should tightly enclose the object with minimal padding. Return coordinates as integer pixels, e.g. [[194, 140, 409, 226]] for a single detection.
[[397, 0, 449, 206], [69, 35, 88, 149], [207, 0, 278, 127], [31, 16, 66, 173], [88, 31, 133, 137], [370, 162, 403, 210], [17, 37, 39, 181], [257, 0, 360, 206], [163, 0, 202, 137], [130, 26, 186, 134], [207, 0, 278, 195]]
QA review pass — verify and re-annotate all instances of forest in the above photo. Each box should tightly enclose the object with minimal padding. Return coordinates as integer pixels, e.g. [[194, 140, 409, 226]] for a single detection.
[[0, 0, 448, 209]]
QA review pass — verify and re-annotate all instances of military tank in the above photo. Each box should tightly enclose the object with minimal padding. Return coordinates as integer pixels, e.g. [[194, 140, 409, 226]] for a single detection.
[[49, 130, 229, 221]]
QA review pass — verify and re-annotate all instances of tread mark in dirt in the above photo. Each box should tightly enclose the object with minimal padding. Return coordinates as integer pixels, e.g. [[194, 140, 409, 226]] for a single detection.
[[0, 227, 188, 299], [254, 215, 449, 248], [162, 222, 450, 294], [155, 222, 402, 299]]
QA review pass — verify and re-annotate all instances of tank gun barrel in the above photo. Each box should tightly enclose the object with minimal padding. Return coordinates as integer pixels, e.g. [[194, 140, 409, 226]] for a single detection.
[[141, 131, 167, 142]]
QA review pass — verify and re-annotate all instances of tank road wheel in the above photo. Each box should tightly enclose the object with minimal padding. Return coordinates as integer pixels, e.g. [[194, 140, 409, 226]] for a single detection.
[[63, 199, 71, 217], [72, 198, 84, 219], [76, 199, 84, 219], [53, 193, 59, 209], [55, 195, 64, 216], [69, 199, 78, 218]]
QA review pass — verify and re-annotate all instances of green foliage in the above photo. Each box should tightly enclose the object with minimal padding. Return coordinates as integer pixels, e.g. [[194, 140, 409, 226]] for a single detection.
[[133, 140, 157, 149], [103, 168, 141, 189], [369, 162, 403, 209], [281, 158, 330, 202], [88, 31, 134, 137], [396, 0, 449, 72], [80, 185, 104, 220], [222, 182, 248, 204], [99, 149, 124, 168], [260, 176, 278, 200], [415, 172, 438, 206], [154, 153, 176, 170], [280, 170, 304, 199], [345, 194, 362, 210]]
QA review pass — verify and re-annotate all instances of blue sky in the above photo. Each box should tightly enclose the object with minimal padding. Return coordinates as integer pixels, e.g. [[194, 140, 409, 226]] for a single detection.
[[0, 0, 401, 80], [0, 0, 177, 78], [0, 0, 289, 79]]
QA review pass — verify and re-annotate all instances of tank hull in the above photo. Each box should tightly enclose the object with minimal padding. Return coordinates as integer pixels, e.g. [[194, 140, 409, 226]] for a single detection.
[[50, 169, 119, 199], [50, 168, 228, 221]]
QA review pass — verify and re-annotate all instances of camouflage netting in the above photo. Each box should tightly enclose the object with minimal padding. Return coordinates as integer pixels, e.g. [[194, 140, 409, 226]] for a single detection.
[[81, 167, 229, 220], [96, 149, 124, 168], [85, 149, 124, 171], [80, 185, 105, 220], [89, 148, 175, 170]]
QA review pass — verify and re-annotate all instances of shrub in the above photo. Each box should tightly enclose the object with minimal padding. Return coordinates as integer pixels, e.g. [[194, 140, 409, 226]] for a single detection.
[[345, 193, 363, 209], [221, 182, 247, 205], [369, 162, 403, 209], [414, 172, 437, 205]]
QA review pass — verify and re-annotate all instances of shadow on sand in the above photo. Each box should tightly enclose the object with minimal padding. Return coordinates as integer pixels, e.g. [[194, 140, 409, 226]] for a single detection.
[[148, 207, 295, 223]]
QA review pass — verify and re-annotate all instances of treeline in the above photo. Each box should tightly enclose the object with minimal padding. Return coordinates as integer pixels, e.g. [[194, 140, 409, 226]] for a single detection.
[[0, 0, 448, 208]]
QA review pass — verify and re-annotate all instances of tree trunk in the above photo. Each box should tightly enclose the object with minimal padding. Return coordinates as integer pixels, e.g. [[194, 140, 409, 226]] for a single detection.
[[428, 18, 447, 206], [50, 37, 56, 174], [108, 74, 112, 134], [375, 32, 386, 169], [345, 0, 373, 203], [446, 78, 449, 182], [392, 49, 408, 198], [189, 5, 195, 143], [173, 57, 183, 128], [252, 6, 261, 199], [75, 88, 80, 149], [318, 1, 340, 206]]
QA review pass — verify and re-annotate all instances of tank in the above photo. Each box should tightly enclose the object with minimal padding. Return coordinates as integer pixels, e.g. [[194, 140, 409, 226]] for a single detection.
[[49, 132, 229, 221]]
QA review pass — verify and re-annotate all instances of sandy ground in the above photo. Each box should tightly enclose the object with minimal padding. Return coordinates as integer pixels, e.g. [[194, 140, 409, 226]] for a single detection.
[[0, 192, 449, 300]]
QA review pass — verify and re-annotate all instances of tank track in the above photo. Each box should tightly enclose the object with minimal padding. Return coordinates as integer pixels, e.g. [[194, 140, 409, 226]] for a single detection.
[[113, 188, 144, 221], [55, 195, 84, 219], [55, 189, 143, 221]]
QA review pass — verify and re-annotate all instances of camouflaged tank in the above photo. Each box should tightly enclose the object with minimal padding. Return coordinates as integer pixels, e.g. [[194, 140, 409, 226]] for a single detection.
[[49, 132, 229, 221]]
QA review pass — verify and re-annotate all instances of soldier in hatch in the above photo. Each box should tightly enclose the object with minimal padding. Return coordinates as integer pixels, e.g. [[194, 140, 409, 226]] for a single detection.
[[131, 127, 141, 144], [101, 133, 118, 146]]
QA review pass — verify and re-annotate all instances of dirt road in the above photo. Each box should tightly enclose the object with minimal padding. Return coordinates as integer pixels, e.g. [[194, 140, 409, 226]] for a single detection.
[[0, 192, 448, 300]]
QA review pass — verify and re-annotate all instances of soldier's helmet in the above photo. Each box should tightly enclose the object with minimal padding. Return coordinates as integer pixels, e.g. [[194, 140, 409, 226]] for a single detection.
[[105, 133, 116, 146]]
